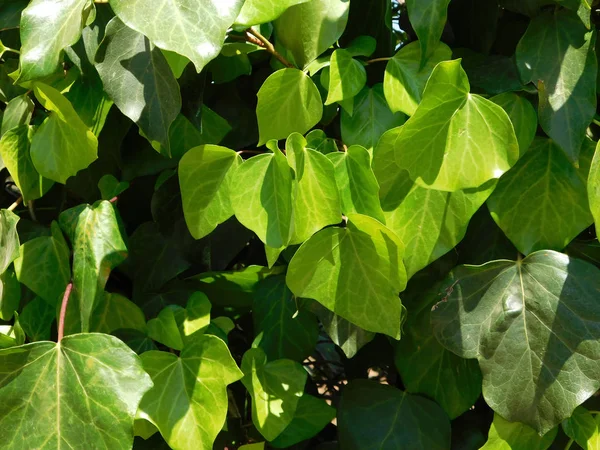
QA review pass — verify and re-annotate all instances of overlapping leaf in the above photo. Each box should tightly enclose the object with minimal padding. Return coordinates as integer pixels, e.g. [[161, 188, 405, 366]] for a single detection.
[[0, 209, 19, 275], [405, 0, 451, 66], [235, 0, 310, 28], [481, 414, 557, 450]]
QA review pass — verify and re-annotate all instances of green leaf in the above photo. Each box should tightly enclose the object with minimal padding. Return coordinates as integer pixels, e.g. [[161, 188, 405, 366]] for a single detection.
[[65, 69, 113, 137], [488, 137, 593, 255], [405, 0, 451, 67], [341, 84, 406, 151], [14, 221, 70, 305], [1, 94, 34, 137], [305, 129, 339, 154], [490, 92, 537, 157], [179, 145, 241, 240], [230, 147, 294, 248], [147, 306, 185, 350], [95, 18, 181, 156], [431, 250, 600, 434], [241, 347, 307, 441], [30, 82, 98, 184], [338, 379, 451, 450], [588, 141, 600, 234], [562, 407, 600, 450], [162, 49, 189, 79], [328, 145, 385, 223], [235, 0, 311, 28], [273, 0, 350, 69], [379, 59, 519, 191], [0, 333, 152, 449], [139, 334, 243, 450], [18, 0, 92, 82], [109, 0, 244, 73], [325, 49, 366, 105], [383, 41, 452, 116], [287, 214, 407, 339], [59, 200, 128, 333], [270, 395, 336, 448], [256, 69, 323, 145], [374, 142, 494, 278], [516, 8, 596, 162], [18, 297, 54, 342], [98, 174, 129, 201], [252, 275, 319, 362], [90, 292, 146, 334], [481, 414, 557, 450], [345, 35, 377, 58], [0, 267, 20, 321], [0, 209, 19, 275], [0, 125, 54, 202], [286, 133, 342, 243]]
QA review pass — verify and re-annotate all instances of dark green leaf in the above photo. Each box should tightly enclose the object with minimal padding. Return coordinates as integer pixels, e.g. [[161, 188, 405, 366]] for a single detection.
[[18, 297, 54, 342], [0, 267, 20, 321], [0, 209, 19, 275]]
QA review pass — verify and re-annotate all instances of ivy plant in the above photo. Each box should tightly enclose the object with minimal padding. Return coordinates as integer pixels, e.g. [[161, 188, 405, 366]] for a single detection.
[[1, 0, 600, 449]]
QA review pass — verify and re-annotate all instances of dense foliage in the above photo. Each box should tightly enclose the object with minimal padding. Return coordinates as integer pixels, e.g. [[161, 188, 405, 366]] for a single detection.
[[1, 0, 600, 448]]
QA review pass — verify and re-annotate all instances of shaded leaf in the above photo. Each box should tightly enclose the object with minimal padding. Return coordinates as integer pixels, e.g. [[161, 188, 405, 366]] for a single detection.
[[1, 94, 33, 137], [490, 92, 537, 157], [0, 209, 19, 275], [406, 0, 451, 66], [562, 407, 600, 450], [18, 297, 54, 342], [90, 292, 146, 335], [0, 267, 20, 321]]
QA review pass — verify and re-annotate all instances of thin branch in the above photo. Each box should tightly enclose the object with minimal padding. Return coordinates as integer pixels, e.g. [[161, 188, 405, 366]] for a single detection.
[[58, 283, 73, 342], [366, 57, 391, 65], [246, 28, 295, 68], [7, 196, 22, 212]]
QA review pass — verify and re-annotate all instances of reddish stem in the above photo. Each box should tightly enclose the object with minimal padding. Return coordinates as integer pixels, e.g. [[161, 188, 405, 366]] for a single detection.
[[57, 283, 73, 342], [109, 196, 118, 204]]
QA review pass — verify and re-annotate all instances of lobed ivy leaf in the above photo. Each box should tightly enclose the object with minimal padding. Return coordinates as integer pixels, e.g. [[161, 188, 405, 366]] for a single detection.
[[90, 292, 146, 335], [0, 333, 152, 449], [405, 0, 451, 67], [562, 407, 600, 450], [109, 0, 244, 73], [431, 251, 600, 434], [18, 297, 55, 342]]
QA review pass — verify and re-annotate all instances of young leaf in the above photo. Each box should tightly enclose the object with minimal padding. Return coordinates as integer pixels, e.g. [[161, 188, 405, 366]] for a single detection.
[[481, 414, 557, 450], [516, 8, 596, 162], [380, 59, 519, 191], [488, 137, 593, 255], [384, 41, 452, 116], [0, 333, 152, 449], [562, 407, 600, 450], [431, 251, 600, 434], [256, 69, 323, 145], [18, 0, 92, 82], [242, 348, 307, 441], [139, 334, 243, 450], [0, 209, 19, 275], [405, 0, 452, 67], [235, 0, 311, 28], [325, 49, 367, 105], [109, 0, 244, 73], [95, 18, 181, 156], [287, 214, 407, 339], [338, 379, 451, 450], [59, 200, 128, 333], [30, 83, 98, 184], [179, 145, 240, 240]]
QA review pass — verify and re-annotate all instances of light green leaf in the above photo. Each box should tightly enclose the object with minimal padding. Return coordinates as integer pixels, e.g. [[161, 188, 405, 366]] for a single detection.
[[383, 41, 452, 116], [431, 251, 600, 434], [490, 92, 537, 156], [0, 125, 54, 202], [286, 133, 342, 243], [230, 147, 294, 248], [30, 82, 98, 184], [59, 200, 128, 333], [139, 334, 243, 450], [273, 0, 350, 69], [405, 0, 451, 67], [374, 142, 494, 278], [18, 0, 92, 82], [256, 68, 323, 145], [0, 267, 20, 321], [588, 141, 600, 234], [516, 8, 596, 162], [1, 94, 34, 137], [242, 347, 307, 441], [0, 209, 19, 275], [328, 145, 385, 223], [488, 137, 593, 255], [325, 49, 366, 105], [14, 221, 69, 305], [380, 59, 519, 191], [147, 306, 185, 350], [109, 0, 244, 73], [305, 129, 338, 154], [253, 275, 319, 362], [481, 414, 557, 450], [179, 145, 241, 240], [338, 379, 451, 450], [0, 333, 152, 449], [90, 292, 146, 334], [341, 84, 406, 151], [95, 18, 181, 156], [162, 49, 189, 78], [563, 407, 600, 450], [287, 214, 407, 339], [235, 0, 311, 27], [271, 395, 336, 448], [18, 297, 54, 342]]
